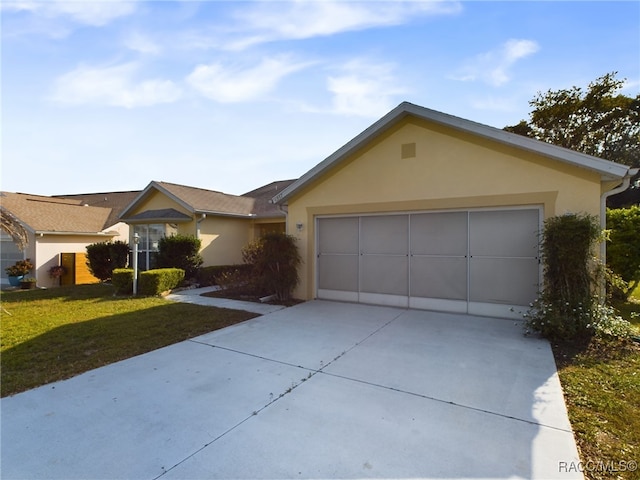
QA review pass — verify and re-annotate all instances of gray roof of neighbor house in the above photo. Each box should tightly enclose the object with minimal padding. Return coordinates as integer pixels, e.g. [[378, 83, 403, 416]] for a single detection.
[[55, 191, 141, 228], [273, 101, 635, 205], [121, 180, 296, 221], [242, 180, 297, 217], [0, 192, 117, 235]]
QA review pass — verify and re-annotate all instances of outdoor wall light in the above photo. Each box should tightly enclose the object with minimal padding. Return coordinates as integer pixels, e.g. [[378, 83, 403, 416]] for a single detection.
[[296, 222, 304, 232]]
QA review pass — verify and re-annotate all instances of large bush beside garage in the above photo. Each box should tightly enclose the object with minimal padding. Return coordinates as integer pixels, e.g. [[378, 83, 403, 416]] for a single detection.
[[242, 233, 301, 301], [524, 213, 631, 340]]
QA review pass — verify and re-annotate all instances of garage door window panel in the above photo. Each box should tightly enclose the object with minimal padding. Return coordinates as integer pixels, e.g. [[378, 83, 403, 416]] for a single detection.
[[469, 257, 539, 305], [360, 215, 408, 255], [318, 255, 359, 292], [360, 255, 408, 295], [410, 256, 467, 300], [469, 210, 539, 257], [410, 212, 467, 256]]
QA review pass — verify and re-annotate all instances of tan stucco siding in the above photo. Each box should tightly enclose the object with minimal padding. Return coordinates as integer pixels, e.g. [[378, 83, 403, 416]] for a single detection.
[[129, 190, 192, 217], [286, 119, 604, 300], [199, 217, 252, 266]]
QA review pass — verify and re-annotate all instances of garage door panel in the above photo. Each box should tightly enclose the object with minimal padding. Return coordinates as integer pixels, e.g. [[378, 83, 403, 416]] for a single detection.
[[470, 210, 539, 258], [318, 255, 358, 292], [360, 255, 408, 295], [361, 215, 408, 255], [318, 217, 358, 254], [410, 256, 467, 300], [469, 257, 539, 305], [410, 212, 467, 256]]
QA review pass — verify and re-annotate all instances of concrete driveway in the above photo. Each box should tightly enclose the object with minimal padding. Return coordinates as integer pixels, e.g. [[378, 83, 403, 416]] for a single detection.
[[1, 300, 582, 479]]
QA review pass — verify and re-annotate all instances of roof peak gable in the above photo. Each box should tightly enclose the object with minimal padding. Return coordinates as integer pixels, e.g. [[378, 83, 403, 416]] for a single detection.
[[273, 102, 634, 204]]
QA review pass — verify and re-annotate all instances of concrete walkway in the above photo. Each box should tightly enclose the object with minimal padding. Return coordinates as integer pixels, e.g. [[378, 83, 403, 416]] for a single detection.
[[1, 301, 582, 479], [165, 286, 286, 315]]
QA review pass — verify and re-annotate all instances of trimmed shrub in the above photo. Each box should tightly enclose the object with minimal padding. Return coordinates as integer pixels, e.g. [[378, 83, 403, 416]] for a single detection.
[[86, 241, 129, 281], [156, 235, 203, 279], [112, 268, 134, 295], [606, 206, 640, 299], [138, 268, 185, 296]]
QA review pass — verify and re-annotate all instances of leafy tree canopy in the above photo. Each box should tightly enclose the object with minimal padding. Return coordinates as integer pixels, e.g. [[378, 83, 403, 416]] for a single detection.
[[505, 72, 640, 168], [505, 72, 640, 207]]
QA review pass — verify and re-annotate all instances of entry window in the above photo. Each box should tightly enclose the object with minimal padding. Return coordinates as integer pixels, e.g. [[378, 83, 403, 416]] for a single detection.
[[134, 224, 165, 271]]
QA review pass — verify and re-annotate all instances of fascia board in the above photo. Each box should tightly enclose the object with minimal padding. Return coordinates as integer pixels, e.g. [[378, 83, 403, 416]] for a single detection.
[[407, 103, 630, 181], [35, 230, 117, 236], [195, 209, 256, 218]]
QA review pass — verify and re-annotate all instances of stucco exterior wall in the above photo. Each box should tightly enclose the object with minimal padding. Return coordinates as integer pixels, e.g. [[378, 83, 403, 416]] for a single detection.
[[286, 118, 604, 300], [199, 217, 252, 266], [35, 234, 116, 288]]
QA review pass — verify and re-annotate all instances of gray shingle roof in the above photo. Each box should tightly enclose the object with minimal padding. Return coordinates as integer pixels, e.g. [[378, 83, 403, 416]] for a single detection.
[[121, 180, 296, 220], [0, 192, 115, 234], [55, 191, 141, 228]]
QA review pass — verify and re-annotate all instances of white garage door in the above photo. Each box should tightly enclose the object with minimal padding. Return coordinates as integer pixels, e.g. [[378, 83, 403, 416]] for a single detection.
[[316, 208, 540, 319]]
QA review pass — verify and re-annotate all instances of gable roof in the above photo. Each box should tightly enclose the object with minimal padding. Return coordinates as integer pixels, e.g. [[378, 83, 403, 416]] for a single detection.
[[54, 190, 141, 228], [120, 180, 294, 221], [273, 102, 634, 205], [0, 192, 116, 235]]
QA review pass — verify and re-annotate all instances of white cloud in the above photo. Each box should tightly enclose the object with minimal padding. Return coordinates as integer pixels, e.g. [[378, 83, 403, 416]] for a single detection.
[[123, 31, 161, 55], [50, 63, 182, 108], [186, 55, 312, 103], [452, 39, 540, 87], [225, 0, 462, 50], [3, 0, 136, 27], [325, 60, 406, 118]]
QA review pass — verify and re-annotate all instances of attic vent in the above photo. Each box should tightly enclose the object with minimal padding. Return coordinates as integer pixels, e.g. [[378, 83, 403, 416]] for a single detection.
[[401, 143, 416, 159]]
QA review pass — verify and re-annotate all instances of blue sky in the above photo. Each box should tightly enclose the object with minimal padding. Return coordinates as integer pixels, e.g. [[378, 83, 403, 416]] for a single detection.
[[2, 1, 639, 196]]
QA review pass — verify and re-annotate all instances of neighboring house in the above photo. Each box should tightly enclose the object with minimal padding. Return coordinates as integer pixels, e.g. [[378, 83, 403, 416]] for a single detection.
[[119, 180, 295, 270], [0, 191, 137, 288], [273, 102, 638, 319]]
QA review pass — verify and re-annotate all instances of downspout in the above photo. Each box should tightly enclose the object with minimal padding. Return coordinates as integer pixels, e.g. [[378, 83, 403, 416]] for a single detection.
[[599, 167, 639, 297], [196, 213, 206, 240]]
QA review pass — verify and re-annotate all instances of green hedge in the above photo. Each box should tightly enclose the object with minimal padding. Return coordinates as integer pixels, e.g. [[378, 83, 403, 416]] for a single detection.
[[112, 268, 184, 296], [112, 268, 134, 294], [196, 265, 252, 286], [139, 268, 185, 296]]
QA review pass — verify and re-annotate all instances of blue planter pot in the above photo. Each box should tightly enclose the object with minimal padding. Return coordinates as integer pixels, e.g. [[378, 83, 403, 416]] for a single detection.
[[8, 276, 24, 287]]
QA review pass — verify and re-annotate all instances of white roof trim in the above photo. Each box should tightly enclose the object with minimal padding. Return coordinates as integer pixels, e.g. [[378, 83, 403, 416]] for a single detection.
[[273, 102, 632, 204]]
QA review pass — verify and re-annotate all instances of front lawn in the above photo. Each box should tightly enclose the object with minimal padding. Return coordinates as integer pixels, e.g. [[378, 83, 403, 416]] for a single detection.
[[553, 292, 640, 480], [0, 284, 258, 397]]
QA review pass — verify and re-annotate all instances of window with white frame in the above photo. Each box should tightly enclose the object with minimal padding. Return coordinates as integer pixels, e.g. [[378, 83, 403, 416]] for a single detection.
[[133, 224, 165, 271]]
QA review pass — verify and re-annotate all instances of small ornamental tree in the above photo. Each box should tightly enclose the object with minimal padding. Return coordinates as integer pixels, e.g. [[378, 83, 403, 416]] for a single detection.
[[86, 241, 129, 281], [606, 206, 640, 299], [156, 234, 203, 279], [242, 232, 301, 301]]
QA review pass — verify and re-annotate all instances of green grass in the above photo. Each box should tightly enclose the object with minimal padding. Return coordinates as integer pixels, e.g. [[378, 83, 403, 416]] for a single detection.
[[0, 284, 258, 397], [554, 292, 640, 480]]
